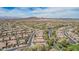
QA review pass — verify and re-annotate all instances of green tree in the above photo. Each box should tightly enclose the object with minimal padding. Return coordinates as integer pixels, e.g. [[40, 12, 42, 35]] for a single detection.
[[64, 44, 79, 51]]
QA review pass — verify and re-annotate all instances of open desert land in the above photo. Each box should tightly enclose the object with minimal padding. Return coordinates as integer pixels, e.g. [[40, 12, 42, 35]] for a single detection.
[[0, 18, 79, 51]]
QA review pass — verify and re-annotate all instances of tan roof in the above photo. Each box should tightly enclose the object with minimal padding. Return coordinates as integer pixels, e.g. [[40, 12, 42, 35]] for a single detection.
[[0, 42, 6, 48], [8, 40, 16, 45], [0, 38, 3, 41], [11, 36, 16, 40], [4, 37, 9, 41], [19, 39, 25, 44]]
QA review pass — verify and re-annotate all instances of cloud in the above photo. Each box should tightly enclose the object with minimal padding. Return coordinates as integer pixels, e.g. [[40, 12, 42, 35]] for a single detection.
[[0, 8, 31, 18], [0, 7, 47, 18], [0, 7, 79, 18], [31, 7, 79, 18]]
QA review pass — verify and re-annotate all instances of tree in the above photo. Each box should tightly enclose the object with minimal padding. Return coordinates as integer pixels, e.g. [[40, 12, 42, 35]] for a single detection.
[[47, 39, 54, 46], [64, 44, 79, 51], [57, 38, 69, 50], [24, 44, 51, 51]]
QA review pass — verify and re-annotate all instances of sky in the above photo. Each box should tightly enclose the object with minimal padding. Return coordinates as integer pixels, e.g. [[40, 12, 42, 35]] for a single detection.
[[0, 7, 79, 18]]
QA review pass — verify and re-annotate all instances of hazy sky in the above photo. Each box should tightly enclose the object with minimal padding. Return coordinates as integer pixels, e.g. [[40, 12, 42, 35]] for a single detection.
[[0, 7, 79, 18]]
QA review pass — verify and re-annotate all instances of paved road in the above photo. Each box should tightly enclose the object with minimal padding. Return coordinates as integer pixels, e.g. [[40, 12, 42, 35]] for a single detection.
[[57, 26, 78, 44], [3, 31, 35, 51], [3, 45, 28, 51], [27, 31, 35, 46], [48, 27, 52, 39], [54, 26, 78, 50], [64, 30, 77, 44], [3, 47, 17, 51]]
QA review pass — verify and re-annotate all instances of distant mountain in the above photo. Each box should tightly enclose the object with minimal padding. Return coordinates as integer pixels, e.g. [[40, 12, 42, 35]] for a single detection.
[[22, 17, 79, 20], [0, 16, 21, 20], [0, 16, 79, 20]]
